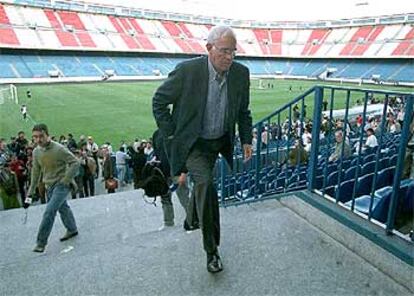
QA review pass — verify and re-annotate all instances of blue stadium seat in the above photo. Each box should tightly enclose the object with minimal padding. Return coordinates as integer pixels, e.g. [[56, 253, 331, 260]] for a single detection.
[[221, 184, 237, 198], [378, 158, 389, 170], [334, 179, 356, 203], [361, 161, 376, 175], [287, 180, 307, 191], [315, 175, 324, 190], [350, 157, 359, 167], [344, 186, 393, 222], [269, 177, 286, 191], [351, 182, 411, 223], [326, 163, 338, 175], [336, 159, 352, 170], [345, 195, 380, 215], [356, 173, 374, 196], [374, 167, 393, 190], [344, 166, 357, 180], [327, 171, 339, 187], [324, 186, 335, 197], [389, 154, 398, 166], [402, 180, 414, 214], [363, 154, 375, 164]]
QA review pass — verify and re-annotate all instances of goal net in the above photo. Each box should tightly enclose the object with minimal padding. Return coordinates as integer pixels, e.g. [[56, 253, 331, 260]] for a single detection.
[[0, 84, 18, 105]]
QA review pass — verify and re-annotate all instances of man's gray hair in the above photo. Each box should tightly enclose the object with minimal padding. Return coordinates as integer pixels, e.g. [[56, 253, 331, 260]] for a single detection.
[[207, 26, 237, 44], [335, 130, 343, 137]]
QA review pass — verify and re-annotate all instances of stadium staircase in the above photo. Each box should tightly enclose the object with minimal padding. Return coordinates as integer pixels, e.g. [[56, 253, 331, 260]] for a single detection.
[[0, 188, 412, 295], [1, 85, 413, 295]]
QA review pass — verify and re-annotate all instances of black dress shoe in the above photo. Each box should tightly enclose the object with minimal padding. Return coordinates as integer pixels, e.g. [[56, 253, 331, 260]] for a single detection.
[[60, 231, 78, 242], [207, 253, 223, 273], [183, 220, 200, 232], [33, 245, 45, 253]]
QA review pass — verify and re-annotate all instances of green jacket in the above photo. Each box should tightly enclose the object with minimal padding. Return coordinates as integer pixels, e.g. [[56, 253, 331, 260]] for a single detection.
[[28, 141, 79, 195]]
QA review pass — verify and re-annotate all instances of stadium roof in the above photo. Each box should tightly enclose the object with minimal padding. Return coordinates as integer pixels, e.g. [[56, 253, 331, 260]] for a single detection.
[[81, 0, 413, 22]]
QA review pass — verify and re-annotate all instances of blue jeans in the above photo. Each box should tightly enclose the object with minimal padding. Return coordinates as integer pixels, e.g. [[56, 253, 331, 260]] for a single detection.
[[117, 165, 126, 184], [37, 183, 78, 247]]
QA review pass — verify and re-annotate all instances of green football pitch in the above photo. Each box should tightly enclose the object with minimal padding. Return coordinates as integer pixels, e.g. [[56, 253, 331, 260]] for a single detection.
[[0, 79, 411, 147]]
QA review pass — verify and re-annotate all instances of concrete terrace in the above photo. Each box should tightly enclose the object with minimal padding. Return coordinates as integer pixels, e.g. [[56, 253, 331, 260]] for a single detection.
[[0, 190, 412, 295]]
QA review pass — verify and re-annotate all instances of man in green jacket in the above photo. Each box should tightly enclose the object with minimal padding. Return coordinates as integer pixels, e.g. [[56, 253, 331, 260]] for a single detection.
[[25, 123, 80, 253]]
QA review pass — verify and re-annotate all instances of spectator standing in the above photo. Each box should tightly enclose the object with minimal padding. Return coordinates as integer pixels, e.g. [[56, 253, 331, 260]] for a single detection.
[[152, 129, 191, 230], [86, 136, 99, 178], [67, 133, 77, 151], [102, 147, 116, 194], [115, 147, 130, 186], [132, 143, 147, 189], [25, 123, 79, 253], [20, 104, 27, 121], [80, 150, 96, 197], [9, 154, 27, 204], [144, 141, 154, 161]]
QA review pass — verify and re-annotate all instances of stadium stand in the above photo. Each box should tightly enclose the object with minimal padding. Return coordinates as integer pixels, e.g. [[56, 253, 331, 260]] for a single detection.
[[0, 4, 413, 291], [0, 3, 413, 58], [0, 53, 413, 83], [0, 2, 412, 84]]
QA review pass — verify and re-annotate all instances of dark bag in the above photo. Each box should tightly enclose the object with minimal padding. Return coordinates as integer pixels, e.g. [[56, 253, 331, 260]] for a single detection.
[[105, 178, 118, 190], [0, 168, 17, 195], [137, 162, 169, 198]]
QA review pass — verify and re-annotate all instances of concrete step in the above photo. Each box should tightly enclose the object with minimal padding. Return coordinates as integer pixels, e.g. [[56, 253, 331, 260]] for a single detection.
[[0, 190, 411, 295]]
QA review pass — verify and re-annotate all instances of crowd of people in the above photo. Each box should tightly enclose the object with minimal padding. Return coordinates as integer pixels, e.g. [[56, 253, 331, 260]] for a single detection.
[[249, 95, 409, 170], [0, 130, 159, 207], [0, 26, 253, 276]]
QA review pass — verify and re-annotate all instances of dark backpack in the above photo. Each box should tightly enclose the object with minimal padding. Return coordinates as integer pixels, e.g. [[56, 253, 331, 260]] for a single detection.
[[137, 162, 169, 198], [0, 167, 17, 196]]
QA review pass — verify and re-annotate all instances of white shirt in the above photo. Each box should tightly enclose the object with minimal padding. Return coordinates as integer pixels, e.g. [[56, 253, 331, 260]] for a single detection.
[[87, 142, 99, 153], [115, 151, 130, 165], [144, 147, 154, 156], [365, 134, 378, 148], [133, 141, 141, 152], [302, 132, 311, 145], [261, 130, 270, 145], [389, 123, 401, 133]]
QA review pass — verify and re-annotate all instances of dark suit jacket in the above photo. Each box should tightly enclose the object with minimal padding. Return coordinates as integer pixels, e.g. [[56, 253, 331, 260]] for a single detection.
[[153, 56, 252, 176]]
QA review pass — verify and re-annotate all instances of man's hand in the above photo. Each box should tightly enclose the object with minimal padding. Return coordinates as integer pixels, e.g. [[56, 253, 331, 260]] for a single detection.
[[23, 196, 32, 209], [69, 180, 78, 193], [243, 144, 253, 162], [177, 173, 187, 186]]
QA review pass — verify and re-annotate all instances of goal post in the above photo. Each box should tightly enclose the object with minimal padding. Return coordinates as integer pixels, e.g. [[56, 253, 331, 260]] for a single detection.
[[0, 84, 18, 105]]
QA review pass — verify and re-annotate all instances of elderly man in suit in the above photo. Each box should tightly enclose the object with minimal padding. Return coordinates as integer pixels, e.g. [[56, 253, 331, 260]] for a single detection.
[[153, 26, 253, 273]]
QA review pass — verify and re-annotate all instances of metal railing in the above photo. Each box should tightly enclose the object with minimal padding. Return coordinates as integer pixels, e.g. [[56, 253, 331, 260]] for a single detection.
[[217, 86, 317, 202], [217, 85, 414, 240]]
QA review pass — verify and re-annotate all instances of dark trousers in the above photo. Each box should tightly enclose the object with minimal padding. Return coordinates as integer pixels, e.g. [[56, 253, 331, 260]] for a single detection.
[[186, 137, 225, 255], [17, 177, 26, 205], [82, 175, 95, 197], [72, 176, 84, 199]]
